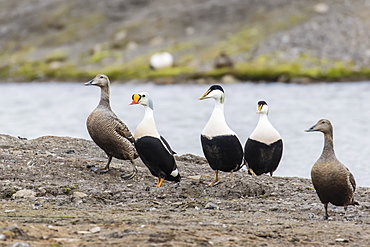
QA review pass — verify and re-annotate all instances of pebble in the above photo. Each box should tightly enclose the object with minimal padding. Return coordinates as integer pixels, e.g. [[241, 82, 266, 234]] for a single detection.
[[0, 234, 6, 240], [335, 238, 349, 243], [89, 226, 101, 233], [53, 238, 81, 242], [72, 191, 88, 198], [205, 202, 219, 210], [11, 243, 30, 247], [188, 175, 202, 182], [64, 149, 75, 154]]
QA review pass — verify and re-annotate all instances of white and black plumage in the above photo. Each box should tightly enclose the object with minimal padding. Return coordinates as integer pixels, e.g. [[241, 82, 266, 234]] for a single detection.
[[198, 85, 244, 186], [244, 101, 283, 176], [130, 92, 180, 187], [85, 74, 138, 179], [306, 119, 359, 219]]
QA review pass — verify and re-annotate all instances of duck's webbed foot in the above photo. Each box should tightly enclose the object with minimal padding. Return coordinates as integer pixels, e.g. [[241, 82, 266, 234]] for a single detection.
[[94, 168, 109, 174], [86, 165, 110, 174], [248, 168, 257, 176], [120, 160, 137, 180], [120, 171, 136, 180], [209, 179, 221, 186], [209, 170, 222, 186]]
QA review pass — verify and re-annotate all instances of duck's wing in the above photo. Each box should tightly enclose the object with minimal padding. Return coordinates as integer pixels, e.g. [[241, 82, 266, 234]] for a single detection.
[[114, 116, 135, 143], [160, 136, 176, 155], [348, 170, 357, 192]]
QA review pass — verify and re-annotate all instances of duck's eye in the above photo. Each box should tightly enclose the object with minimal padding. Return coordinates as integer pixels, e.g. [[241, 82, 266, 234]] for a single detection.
[[100, 76, 104, 79], [142, 95, 146, 98]]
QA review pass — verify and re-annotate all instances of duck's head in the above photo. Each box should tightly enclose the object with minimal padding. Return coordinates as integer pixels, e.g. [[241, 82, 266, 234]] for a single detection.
[[306, 119, 333, 134], [130, 92, 154, 110], [256, 100, 269, 115], [198, 85, 225, 104], [85, 74, 110, 87]]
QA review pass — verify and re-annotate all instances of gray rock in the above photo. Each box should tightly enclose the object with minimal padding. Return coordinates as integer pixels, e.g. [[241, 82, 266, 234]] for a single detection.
[[12, 189, 36, 199], [72, 191, 88, 199], [89, 226, 101, 233], [12, 242, 30, 247], [205, 202, 219, 210]]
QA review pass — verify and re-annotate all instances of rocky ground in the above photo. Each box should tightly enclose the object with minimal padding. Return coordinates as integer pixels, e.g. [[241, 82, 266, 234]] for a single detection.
[[0, 134, 370, 246]]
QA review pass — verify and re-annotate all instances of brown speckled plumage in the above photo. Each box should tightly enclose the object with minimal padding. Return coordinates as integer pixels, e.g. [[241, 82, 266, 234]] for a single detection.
[[306, 119, 358, 219], [85, 74, 138, 178]]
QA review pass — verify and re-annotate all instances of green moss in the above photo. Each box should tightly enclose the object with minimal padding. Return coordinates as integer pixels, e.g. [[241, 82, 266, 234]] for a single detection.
[[203, 68, 235, 79], [0, 65, 10, 79], [325, 61, 353, 80], [13, 61, 45, 81], [89, 50, 111, 64], [63, 188, 72, 195], [4, 42, 370, 83], [1, 188, 17, 198], [147, 66, 194, 79], [44, 50, 68, 63]]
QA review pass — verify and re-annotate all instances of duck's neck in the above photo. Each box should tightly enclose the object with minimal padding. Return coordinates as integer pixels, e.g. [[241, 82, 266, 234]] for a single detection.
[[258, 113, 269, 124], [321, 132, 336, 159], [135, 106, 159, 139], [143, 106, 155, 122], [202, 99, 235, 137], [99, 85, 111, 109], [211, 100, 224, 117]]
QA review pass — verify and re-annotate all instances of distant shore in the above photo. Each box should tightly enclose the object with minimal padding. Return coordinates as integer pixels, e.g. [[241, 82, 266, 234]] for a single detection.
[[2, 1, 370, 84]]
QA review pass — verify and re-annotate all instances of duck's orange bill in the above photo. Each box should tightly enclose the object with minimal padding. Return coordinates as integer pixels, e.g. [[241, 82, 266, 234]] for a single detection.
[[130, 94, 140, 105]]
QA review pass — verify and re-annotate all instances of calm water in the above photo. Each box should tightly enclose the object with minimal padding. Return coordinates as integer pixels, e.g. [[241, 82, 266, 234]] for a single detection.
[[1, 81, 370, 186]]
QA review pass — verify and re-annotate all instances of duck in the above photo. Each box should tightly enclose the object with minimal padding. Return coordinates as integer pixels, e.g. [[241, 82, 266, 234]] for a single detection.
[[213, 51, 234, 69], [85, 74, 138, 179], [244, 100, 283, 176], [130, 92, 180, 187], [306, 119, 359, 219], [198, 85, 244, 186]]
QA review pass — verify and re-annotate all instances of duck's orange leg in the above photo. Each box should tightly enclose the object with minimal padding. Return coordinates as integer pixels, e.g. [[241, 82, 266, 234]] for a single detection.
[[156, 177, 165, 187]]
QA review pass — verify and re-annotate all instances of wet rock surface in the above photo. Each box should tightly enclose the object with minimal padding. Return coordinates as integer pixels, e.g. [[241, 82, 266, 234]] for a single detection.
[[0, 134, 369, 246]]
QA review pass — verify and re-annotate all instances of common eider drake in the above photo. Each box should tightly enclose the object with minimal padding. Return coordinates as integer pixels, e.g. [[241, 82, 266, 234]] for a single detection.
[[306, 119, 359, 219], [198, 85, 244, 186], [130, 92, 180, 187], [244, 100, 283, 176], [85, 74, 138, 179]]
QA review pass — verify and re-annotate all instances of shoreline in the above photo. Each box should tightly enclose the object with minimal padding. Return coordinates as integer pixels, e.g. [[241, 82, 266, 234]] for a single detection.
[[0, 134, 369, 246]]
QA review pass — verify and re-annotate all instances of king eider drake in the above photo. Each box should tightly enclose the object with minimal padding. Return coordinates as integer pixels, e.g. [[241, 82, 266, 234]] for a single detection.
[[130, 92, 180, 187], [85, 74, 138, 179], [306, 119, 359, 219], [198, 85, 244, 186], [244, 100, 283, 176]]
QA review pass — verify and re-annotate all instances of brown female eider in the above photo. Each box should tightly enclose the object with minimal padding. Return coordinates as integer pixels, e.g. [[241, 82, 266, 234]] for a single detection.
[[198, 85, 244, 186], [244, 101, 283, 176], [306, 119, 359, 219], [85, 74, 138, 179], [130, 92, 180, 187]]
